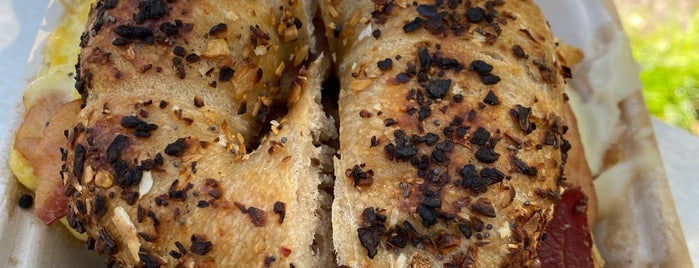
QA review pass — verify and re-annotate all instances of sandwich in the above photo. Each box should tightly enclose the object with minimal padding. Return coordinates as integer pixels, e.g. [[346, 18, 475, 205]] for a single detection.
[[9, 0, 602, 267]]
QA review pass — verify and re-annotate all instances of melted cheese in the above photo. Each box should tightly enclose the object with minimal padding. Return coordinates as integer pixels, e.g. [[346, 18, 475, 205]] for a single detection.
[[10, 0, 93, 240]]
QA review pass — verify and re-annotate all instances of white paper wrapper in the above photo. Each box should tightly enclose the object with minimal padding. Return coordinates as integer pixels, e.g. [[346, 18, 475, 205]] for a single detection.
[[0, 0, 692, 267]]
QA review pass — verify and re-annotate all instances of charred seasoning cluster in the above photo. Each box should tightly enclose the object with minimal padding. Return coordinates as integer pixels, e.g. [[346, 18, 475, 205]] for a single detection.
[[335, 0, 573, 265]]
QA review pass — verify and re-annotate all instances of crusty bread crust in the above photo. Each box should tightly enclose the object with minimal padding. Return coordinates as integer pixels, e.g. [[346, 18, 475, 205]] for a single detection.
[[62, 0, 337, 267], [322, 1, 578, 266], [563, 102, 597, 226]]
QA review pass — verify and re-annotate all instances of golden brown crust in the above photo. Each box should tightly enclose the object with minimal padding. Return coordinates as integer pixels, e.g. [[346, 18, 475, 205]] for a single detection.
[[562, 102, 597, 225], [63, 0, 336, 267], [323, 0, 576, 267]]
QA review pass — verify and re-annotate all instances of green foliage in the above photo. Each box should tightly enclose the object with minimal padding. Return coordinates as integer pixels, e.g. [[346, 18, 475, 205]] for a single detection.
[[625, 7, 699, 133]]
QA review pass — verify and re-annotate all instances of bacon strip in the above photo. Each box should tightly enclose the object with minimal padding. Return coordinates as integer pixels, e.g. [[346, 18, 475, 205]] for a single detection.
[[538, 184, 594, 268]]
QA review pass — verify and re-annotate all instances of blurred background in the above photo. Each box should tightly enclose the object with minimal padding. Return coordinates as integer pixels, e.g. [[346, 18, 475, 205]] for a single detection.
[[614, 0, 699, 135]]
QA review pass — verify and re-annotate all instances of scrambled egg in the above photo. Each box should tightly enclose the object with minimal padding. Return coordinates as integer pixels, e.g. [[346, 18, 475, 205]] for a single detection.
[[9, 0, 93, 240]]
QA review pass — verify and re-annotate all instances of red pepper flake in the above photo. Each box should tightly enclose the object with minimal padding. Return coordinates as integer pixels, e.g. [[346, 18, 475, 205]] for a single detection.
[[359, 109, 373, 118], [470, 198, 496, 218], [190, 235, 213, 255], [248, 207, 267, 227], [440, 233, 461, 250], [205, 178, 219, 187], [280, 247, 292, 257], [208, 188, 222, 199]]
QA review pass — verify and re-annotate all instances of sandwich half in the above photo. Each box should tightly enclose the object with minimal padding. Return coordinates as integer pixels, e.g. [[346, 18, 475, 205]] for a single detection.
[[61, 0, 336, 266], [322, 0, 597, 266]]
